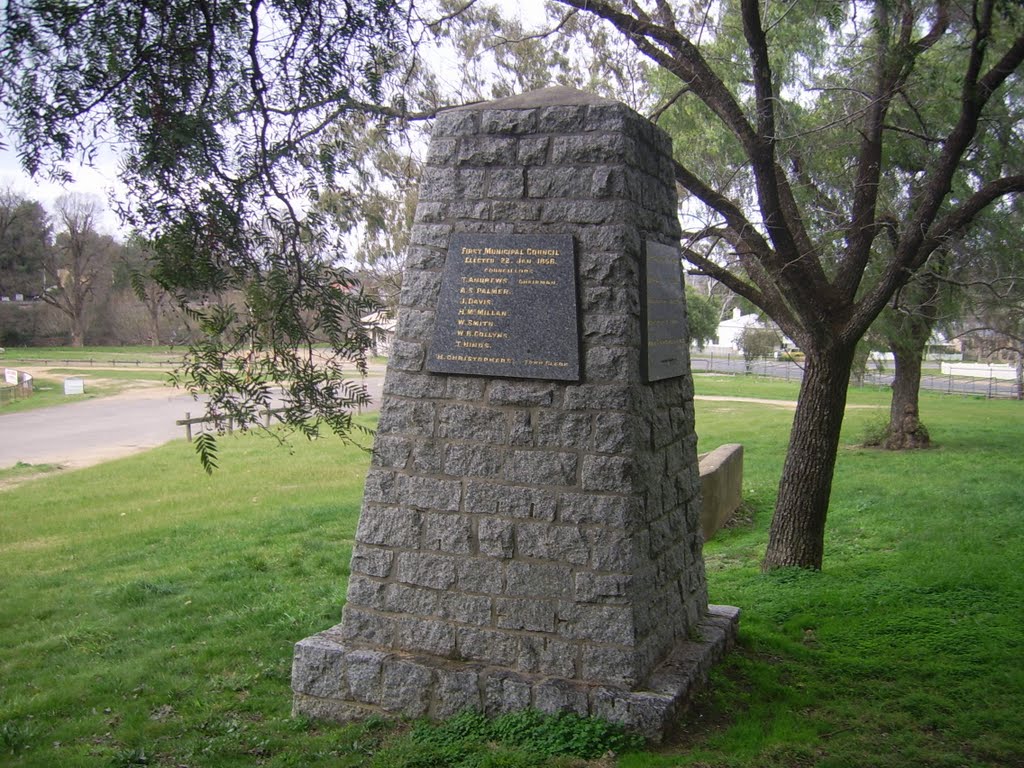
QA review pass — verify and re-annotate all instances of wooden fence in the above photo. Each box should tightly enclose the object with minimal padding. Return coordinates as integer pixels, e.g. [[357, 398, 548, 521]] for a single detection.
[[176, 407, 288, 441], [6, 358, 179, 367]]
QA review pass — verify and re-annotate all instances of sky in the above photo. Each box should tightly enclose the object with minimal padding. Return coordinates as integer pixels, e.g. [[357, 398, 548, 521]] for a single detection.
[[0, 143, 124, 236]]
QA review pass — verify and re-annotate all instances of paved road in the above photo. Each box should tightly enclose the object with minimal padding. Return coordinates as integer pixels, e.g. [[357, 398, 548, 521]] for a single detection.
[[0, 387, 206, 469], [0, 372, 385, 471], [692, 356, 1021, 398]]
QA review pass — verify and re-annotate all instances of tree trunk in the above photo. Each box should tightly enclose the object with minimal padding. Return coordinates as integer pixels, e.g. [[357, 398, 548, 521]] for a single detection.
[[147, 297, 162, 346], [884, 342, 930, 449], [70, 313, 86, 347], [762, 344, 856, 571], [1015, 353, 1023, 401]]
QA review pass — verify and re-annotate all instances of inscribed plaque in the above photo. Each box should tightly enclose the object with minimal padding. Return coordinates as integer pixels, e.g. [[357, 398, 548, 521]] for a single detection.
[[427, 233, 579, 381], [642, 241, 688, 382]]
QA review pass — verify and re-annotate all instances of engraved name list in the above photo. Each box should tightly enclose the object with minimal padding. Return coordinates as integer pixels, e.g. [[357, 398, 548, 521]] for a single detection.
[[427, 233, 579, 381]]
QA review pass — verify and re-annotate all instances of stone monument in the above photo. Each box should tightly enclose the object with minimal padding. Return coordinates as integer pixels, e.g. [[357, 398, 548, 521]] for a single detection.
[[291, 86, 739, 741]]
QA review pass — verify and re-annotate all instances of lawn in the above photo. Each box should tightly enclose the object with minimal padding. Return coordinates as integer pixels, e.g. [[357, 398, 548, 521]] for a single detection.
[[2, 345, 179, 415], [0, 372, 173, 415], [0, 383, 1021, 767], [0, 346, 184, 366]]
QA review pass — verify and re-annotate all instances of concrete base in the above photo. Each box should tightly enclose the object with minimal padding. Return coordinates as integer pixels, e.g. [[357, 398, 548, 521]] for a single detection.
[[292, 605, 739, 743]]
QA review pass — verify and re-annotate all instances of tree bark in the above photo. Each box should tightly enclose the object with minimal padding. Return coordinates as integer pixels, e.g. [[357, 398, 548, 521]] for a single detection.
[[70, 320, 85, 348], [879, 271, 940, 449], [884, 341, 930, 449], [762, 344, 856, 570], [1015, 353, 1023, 401], [146, 295, 162, 346]]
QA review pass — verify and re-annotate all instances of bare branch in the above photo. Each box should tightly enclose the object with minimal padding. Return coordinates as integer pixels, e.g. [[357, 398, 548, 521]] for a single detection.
[[553, 0, 759, 149], [680, 242, 763, 306], [673, 159, 776, 267], [648, 84, 691, 123], [933, 272, 1024, 301], [653, 0, 678, 34], [425, 0, 483, 31], [882, 121, 942, 144], [897, 20, 1024, 270], [479, 8, 580, 52], [918, 176, 1024, 269]]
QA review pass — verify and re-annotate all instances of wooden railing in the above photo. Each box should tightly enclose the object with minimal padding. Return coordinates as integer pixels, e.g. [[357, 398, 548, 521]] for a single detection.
[[176, 407, 288, 441]]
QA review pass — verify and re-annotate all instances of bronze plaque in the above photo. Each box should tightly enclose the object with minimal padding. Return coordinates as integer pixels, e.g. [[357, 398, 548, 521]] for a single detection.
[[642, 240, 688, 382]]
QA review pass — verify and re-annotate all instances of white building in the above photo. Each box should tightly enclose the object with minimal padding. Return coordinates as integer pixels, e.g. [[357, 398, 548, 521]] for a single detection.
[[714, 307, 763, 350], [362, 311, 396, 357]]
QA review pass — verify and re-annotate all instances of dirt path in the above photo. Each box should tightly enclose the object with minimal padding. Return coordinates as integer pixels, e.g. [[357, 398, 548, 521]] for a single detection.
[[695, 395, 881, 409]]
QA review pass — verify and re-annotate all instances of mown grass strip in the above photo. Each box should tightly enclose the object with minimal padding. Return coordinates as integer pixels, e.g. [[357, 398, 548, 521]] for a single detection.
[[1, 345, 184, 365]]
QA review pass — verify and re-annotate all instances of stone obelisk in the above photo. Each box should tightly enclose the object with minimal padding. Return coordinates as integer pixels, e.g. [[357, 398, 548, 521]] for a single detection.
[[291, 86, 738, 741]]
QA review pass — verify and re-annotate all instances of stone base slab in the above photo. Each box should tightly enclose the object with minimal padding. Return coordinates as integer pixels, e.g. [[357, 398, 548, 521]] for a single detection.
[[292, 604, 739, 742]]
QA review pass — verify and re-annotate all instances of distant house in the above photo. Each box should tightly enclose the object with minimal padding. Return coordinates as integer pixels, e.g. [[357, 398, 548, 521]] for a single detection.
[[362, 311, 396, 357], [700, 307, 796, 354], [714, 307, 763, 350]]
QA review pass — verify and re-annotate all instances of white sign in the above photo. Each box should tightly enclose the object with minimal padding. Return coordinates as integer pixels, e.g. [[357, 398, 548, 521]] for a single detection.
[[4, 368, 17, 386], [64, 377, 86, 395]]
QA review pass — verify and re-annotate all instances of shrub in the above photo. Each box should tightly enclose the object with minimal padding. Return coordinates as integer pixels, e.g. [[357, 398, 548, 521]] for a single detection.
[[736, 326, 781, 372]]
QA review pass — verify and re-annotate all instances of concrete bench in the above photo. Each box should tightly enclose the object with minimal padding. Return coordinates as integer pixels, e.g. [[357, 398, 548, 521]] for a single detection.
[[699, 443, 743, 540]]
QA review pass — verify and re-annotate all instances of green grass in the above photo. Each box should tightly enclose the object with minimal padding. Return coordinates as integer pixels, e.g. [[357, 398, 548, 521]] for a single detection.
[[0, 461, 63, 487], [693, 373, 806, 401], [41, 368, 174, 382], [0, 376, 135, 414], [0, 370, 173, 415], [1, 345, 378, 415], [0, 345, 184, 365], [0, 424, 375, 767], [1, 348, 176, 414], [369, 710, 644, 767], [660, 388, 1024, 768], [693, 373, 893, 407], [1, 385, 1022, 767]]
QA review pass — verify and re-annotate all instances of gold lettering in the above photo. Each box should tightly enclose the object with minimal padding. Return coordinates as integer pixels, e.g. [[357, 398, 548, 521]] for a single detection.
[[524, 359, 570, 367], [483, 247, 525, 256], [473, 287, 512, 295], [435, 353, 513, 364], [482, 267, 533, 274]]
